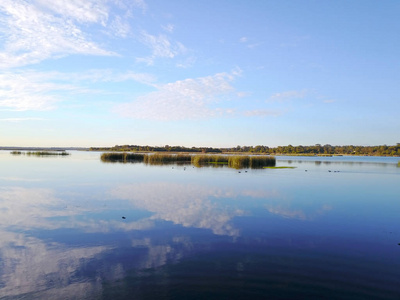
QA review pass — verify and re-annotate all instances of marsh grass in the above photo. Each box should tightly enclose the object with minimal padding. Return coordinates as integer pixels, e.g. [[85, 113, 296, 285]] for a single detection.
[[144, 153, 192, 165], [26, 151, 70, 156], [228, 156, 250, 169], [191, 155, 229, 167], [100, 152, 276, 169], [101, 152, 144, 163], [249, 156, 276, 168], [228, 155, 276, 169], [10, 151, 22, 155]]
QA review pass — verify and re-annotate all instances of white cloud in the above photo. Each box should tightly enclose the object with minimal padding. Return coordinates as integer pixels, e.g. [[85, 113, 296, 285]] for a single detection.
[[0, 71, 79, 111], [267, 89, 309, 102], [109, 15, 131, 38], [0, 0, 189, 68], [243, 109, 281, 117], [176, 56, 197, 68], [0, 118, 44, 122], [35, 0, 109, 25], [69, 69, 157, 85], [115, 71, 239, 120], [162, 23, 175, 33], [0, 69, 157, 111], [0, 0, 116, 68], [137, 30, 187, 65], [239, 37, 248, 43]]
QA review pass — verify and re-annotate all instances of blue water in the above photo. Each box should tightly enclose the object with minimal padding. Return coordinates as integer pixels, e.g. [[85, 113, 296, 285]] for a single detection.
[[0, 151, 399, 299]]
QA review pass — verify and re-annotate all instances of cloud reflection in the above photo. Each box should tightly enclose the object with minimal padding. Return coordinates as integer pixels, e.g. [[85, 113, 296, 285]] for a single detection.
[[0, 180, 333, 298], [0, 231, 109, 298], [111, 182, 245, 236]]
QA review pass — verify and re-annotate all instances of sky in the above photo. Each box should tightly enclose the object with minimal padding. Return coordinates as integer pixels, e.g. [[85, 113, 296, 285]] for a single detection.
[[0, 0, 399, 148]]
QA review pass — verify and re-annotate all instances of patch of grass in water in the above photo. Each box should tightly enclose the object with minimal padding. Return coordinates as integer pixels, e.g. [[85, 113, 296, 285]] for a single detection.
[[101, 152, 143, 163], [100, 152, 276, 169], [26, 151, 70, 156], [191, 155, 229, 167], [144, 153, 192, 165], [10, 151, 23, 155]]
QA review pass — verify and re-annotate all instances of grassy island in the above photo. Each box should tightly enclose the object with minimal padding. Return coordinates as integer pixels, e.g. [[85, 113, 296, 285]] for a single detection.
[[101, 152, 276, 169], [11, 151, 70, 156]]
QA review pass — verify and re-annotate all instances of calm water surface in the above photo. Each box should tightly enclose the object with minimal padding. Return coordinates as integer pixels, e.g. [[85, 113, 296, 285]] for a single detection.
[[0, 151, 399, 299]]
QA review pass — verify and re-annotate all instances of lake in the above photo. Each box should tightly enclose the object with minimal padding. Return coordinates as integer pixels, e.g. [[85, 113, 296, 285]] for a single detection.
[[0, 151, 399, 299]]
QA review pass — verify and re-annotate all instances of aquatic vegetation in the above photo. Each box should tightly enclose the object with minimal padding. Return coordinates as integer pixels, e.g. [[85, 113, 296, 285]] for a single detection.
[[228, 155, 251, 169], [249, 156, 276, 168], [26, 151, 70, 156], [101, 152, 144, 163], [144, 153, 192, 165], [191, 155, 229, 167], [126, 153, 145, 162], [100, 152, 276, 169], [10, 151, 23, 155], [228, 155, 276, 169]]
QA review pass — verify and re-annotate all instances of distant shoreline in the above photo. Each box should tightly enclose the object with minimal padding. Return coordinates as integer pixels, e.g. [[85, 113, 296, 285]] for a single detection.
[[1, 144, 399, 157]]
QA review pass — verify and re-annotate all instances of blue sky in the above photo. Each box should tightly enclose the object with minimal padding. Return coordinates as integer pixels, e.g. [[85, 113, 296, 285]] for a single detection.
[[1, 0, 399, 147]]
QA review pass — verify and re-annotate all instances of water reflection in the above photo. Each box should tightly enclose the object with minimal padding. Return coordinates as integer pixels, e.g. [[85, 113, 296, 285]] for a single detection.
[[0, 232, 108, 299], [0, 187, 69, 229], [265, 203, 332, 220], [111, 182, 245, 236], [1, 152, 399, 299]]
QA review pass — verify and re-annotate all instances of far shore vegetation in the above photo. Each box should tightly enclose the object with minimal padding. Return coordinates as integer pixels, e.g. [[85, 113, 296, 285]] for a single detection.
[[10, 151, 70, 156], [101, 153, 276, 169], [91, 143, 400, 157]]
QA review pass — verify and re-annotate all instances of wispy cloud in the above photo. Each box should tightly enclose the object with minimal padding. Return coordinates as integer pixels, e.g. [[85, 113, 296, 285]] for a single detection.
[[243, 109, 281, 117], [0, 69, 157, 111], [0, 71, 81, 111], [267, 89, 309, 102], [35, 0, 109, 24], [0, 118, 44, 122], [137, 30, 187, 65], [69, 69, 157, 85], [0, 0, 117, 68], [115, 70, 240, 120], [162, 23, 175, 33], [239, 36, 260, 49]]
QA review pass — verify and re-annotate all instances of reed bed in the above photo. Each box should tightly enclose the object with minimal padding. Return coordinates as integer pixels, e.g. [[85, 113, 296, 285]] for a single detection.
[[144, 153, 192, 165], [228, 155, 276, 169], [101, 152, 144, 163], [191, 155, 229, 167], [126, 153, 145, 162], [228, 156, 251, 169], [26, 151, 70, 156], [100, 152, 276, 169], [249, 156, 276, 168], [10, 151, 22, 155]]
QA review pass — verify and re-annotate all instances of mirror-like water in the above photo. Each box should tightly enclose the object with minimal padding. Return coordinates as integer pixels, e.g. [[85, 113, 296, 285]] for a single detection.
[[1, 151, 399, 299]]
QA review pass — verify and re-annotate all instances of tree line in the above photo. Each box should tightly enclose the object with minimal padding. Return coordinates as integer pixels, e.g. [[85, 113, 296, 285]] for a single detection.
[[90, 143, 400, 156]]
